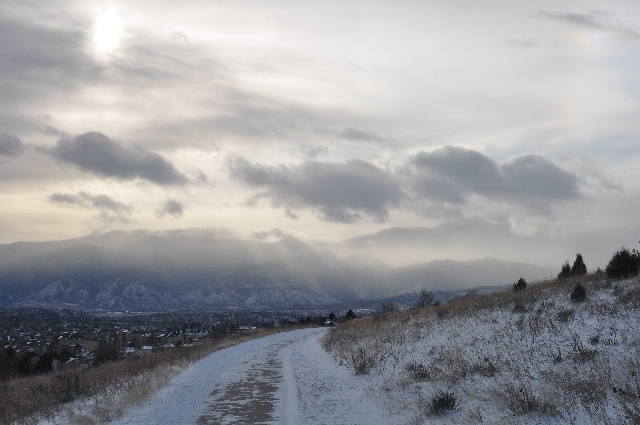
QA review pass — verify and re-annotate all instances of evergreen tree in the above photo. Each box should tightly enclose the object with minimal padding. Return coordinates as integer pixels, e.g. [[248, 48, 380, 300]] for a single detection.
[[513, 277, 526, 291], [32, 352, 53, 374], [344, 309, 358, 321], [570, 283, 587, 302], [571, 254, 588, 276], [606, 247, 640, 279], [558, 261, 571, 279]]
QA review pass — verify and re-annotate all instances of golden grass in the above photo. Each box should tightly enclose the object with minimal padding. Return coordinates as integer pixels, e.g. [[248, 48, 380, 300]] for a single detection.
[[0, 327, 294, 424]]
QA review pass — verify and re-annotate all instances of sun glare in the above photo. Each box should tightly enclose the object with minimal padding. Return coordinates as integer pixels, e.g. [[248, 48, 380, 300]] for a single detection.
[[93, 12, 122, 55]]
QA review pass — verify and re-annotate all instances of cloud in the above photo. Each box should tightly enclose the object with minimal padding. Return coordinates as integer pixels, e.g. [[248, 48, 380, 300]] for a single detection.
[[541, 11, 640, 39], [405, 146, 580, 208], [49, 132, 188, 185], [0, 133, 23, 156], [299, 145, 328, 159], [338, 127, 391, 144], [157, 199, 184, 218], [252, 228, 291, 241], [228, 156, 402, 223], [49, 191, 134, 223], [502, 38, 542, 50], [0, 13, 94, 107]]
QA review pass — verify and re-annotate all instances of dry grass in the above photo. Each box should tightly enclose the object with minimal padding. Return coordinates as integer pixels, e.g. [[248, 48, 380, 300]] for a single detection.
[[321, 273, 640, 423], [0, 327, 290, 424]]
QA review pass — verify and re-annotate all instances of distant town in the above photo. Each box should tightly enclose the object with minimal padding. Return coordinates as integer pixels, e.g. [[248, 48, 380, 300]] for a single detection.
[[0, 306, 352, 374]]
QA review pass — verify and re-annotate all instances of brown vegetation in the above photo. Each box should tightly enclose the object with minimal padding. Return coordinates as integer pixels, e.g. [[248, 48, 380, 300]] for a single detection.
[[0, 329, 286, 424]]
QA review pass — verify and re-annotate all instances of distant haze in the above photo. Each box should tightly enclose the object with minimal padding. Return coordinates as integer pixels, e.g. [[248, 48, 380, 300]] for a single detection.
[[0, 230, 555, 310], [1, 1, 639, 270]]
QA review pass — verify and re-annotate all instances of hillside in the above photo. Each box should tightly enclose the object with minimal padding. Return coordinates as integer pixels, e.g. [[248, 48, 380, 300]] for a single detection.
[[321, 273, 640, 423]]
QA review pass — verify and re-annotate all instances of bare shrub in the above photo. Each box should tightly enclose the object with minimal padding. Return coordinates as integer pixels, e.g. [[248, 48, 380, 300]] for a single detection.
[[405, 361, 430, 381], [379, 302, 399, 314], [502, 383, 560, 416], [415, 290, 435, 308], [428, 347, 473, 383], [351, 347, 377, 375], [421, 389, 459, 416]]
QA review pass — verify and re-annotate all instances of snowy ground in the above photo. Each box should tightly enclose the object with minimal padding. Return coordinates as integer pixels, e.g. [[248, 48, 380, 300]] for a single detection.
[[322, 277, 640, 424], [107, 327, 390, 425]]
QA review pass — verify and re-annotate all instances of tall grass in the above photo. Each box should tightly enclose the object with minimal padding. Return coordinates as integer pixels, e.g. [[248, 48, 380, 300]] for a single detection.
[[0, 329, 286, 424]]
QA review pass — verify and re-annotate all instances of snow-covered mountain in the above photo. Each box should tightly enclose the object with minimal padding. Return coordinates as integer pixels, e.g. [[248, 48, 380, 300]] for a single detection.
[[0, 229, 554, 311]]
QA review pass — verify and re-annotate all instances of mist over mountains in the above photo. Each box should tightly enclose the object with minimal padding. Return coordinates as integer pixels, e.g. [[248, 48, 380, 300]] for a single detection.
[[0, 229, 554, 311]]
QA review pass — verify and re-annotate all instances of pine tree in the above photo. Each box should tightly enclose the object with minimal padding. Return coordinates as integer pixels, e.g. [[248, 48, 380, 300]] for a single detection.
[[606, 247, 640, 279], [513, 277, 527, 291], [558, 261, 572, 279], [571, 254, 588, 276], [570, 283, 587, 302], [344, 309, 358, 321]]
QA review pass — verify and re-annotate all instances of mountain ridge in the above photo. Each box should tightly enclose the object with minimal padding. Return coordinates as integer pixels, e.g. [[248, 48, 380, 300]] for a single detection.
[[0, 229, 555, 311]]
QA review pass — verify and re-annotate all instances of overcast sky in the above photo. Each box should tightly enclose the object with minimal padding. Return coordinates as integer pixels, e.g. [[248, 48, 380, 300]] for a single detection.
[[1, 0, 639, 269]]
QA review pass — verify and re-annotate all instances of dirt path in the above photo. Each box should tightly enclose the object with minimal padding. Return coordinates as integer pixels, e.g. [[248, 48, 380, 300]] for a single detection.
[[111, 327, 388, 424], [196, 339, 289, 424]]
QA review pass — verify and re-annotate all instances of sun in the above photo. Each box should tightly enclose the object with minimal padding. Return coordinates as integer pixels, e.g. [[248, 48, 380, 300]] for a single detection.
[[93, 12, 123, 55]]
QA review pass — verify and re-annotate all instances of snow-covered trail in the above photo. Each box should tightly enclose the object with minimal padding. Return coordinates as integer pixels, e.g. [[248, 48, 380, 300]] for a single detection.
[[112, 327, 387, 425]]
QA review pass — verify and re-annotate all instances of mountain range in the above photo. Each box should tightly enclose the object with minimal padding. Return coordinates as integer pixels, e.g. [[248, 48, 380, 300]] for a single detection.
[[0, 229, 555, 311]]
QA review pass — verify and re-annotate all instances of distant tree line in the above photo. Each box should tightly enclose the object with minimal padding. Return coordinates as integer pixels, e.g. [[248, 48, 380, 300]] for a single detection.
[[0, 346, 77, 382], [557, 253, 588, 279], [557, 247, 640, 281]]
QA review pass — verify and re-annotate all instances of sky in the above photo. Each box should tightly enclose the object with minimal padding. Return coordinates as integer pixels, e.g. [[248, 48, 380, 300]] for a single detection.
[[1, 0, 639, 269]]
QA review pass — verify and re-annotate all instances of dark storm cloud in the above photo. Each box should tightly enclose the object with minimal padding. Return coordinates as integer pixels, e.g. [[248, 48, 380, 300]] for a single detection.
[[49, 191, 133, 223], [49, 132, 188, 185], [541, 11, 640, 39], [228, 156, 402, 223], [158, 199, 184, 218], [0, 133, 23, 156], [0, 13, 97, 110], [406, 146, 579, 206]]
